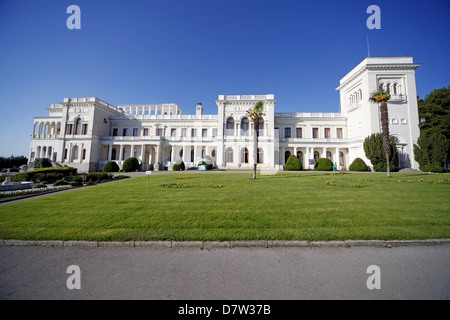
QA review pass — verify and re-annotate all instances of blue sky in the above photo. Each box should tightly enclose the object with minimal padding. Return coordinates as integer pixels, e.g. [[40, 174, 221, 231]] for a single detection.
[[0, 0, 449, 157]]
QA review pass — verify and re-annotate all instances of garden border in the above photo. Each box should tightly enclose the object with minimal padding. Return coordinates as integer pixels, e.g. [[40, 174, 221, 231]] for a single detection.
[[1, 239, 449, 249]]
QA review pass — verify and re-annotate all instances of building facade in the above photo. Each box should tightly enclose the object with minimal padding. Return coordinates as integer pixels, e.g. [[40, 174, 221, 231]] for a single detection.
[[29, 57, 421, 172]]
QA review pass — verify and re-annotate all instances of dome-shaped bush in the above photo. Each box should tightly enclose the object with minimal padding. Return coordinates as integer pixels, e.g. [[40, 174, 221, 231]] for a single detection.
[[102, 161, 120, 172], [349, 158, 368, 172], [315, 158, 333, 171], [173, 160, 185, 171], [285, 155, 301, 171], [122, 157, 140, 172]]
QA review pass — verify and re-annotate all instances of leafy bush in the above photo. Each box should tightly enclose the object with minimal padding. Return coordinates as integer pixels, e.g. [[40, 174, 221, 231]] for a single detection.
[[53, 180, 68, 186], [32, 183, 47, 189], [122, 157, 140, 172], [414, 131, 448, 172], [285, 155, 302, 171], [82, 172, 113, 182], [364, 133, 396, 172], [349, 158, 368, 172], [33, 172, 64, 183], [33, 158, 52, 168], [315, 158, 333, 171], [102, 161, 120, 172], [113, 175, 130, 180], [173, 160, 185, 171]]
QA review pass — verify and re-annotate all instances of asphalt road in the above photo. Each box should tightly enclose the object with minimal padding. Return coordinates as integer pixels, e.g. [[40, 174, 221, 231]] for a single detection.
[[1, 245, 449, 300]]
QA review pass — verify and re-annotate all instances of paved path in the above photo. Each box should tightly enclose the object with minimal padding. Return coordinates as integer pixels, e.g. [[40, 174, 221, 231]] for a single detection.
[[1, 245, 449, 300]]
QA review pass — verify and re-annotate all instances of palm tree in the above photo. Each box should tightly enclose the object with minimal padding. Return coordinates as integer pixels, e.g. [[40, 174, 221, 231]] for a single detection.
[[246, 101, 266, 179], [369, 89, 392, 177]]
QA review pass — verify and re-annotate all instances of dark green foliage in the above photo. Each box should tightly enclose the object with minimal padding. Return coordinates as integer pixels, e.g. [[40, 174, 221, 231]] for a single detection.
[[172, 160, 185, 171], [414, 131, 448, 172], [349, 158, 368, 172], [0, 155, 28, 170], [418, 87, 450, 162], [285, 155, 301, 171], [21, 167, 77, 182], [122, 157, 140, 172], [33, 158, 52, 168], [363, 133, 396, 172], [82, 172, 113, 182], [32, 183, 47, 189], [53, 180, 69, 186], [102, 161, 120, 172], [315, 158, 333, 171]]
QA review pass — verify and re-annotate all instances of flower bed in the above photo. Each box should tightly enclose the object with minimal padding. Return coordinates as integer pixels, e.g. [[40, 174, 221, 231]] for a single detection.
[[0, 185, 73, 199]]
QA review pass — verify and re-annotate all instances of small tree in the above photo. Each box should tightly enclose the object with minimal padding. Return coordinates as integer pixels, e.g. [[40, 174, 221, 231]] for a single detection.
[[369, 90, 392, 177], [122, 157, 140, 172], [364, 133, 396, 172], [414, 131, 448, 172], [285, 155, 301, 171], [246, 101, 266, 179]]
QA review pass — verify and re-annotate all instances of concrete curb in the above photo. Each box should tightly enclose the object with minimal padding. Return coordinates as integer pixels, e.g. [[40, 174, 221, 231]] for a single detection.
[[1, 239, 450, 249]]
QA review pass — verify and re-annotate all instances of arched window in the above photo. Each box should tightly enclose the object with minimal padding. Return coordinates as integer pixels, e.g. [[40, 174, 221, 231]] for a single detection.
[[211, 149, 216, 158], [339, 152, 345, 167], [226, 118, 235, 136], [358, 89, 362, 101], [326, 151, 332, 160], [385, 83, 391, 94], [257, 148, 264, 164], [179, 149, 183, 158], [191, 149, 195, 162], [297, 151, 303, 167], [72, 146, 79, 160], [284, 151, 291, 164], [242, 148, 249, 164], [392, 83, 397, 94], [111, 148, 117, 160], [241, 118, 249, 136], [225, 148, 234, 164], [378, 83, 384, 91], [314, 151, 320, 163], [74, 118, 82, 135]]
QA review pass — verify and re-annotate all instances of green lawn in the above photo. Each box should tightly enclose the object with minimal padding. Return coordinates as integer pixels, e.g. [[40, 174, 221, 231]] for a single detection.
[[0, 172, 449, 241]]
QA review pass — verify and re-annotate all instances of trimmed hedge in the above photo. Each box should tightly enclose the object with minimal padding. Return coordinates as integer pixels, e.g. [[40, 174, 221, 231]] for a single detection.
[[102, 161, 120, 172], [122, 157, 140, 172], [285, 155, 302, 171], [315, 158, 333, 171], [173, 160, 185, 171], [349, 158, 368, 172], [10, 167, 77, 182], [82, 172, 113, 182]]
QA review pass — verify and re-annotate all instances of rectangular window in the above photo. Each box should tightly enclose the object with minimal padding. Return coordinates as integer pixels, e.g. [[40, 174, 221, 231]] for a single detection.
[[112, 128, 118, 137], [337, 128, 343, 139], [123, 128, 128, 136], [133, 128, 138, 136], [296, 127, 303, 138], [212, 128, 218, 137], [156, 128, 163, 137], [143, 128, 148, 136], [82, 149, 86, 160], [284, 127, 291, 138], [82, 124, 88, 135], [191, 129, 197, 137], [67, 124, 73, 135], [202, 129, 208, 138], [324, 128, 331, 139], [312, 128, 319, 139], [64, 149, 68, 160], [182, 128, 187, 137], [171, 128, 177, 137]]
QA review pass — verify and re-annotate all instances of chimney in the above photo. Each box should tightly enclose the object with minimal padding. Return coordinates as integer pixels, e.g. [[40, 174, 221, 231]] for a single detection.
[[196, 102, 203, 116]]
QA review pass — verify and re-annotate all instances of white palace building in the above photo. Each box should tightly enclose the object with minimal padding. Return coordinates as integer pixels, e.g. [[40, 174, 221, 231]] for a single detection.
[[29, 57, 421, 173]]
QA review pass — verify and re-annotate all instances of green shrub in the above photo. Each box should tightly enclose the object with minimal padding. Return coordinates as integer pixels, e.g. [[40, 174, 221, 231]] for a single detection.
[[285, 155, 302, 171], [113, 175, 130, 180], [414, 131, 448, 173], [102, 161, 120, 172], [32, 183, 47, 189], [23, 167, 77, 182], [363, 133, 396, 172], [349, 158, 368, 172], [33, 158, 52, 168], [173, 160, 185, 171], [82, 172, 113, 182], [419, 163, 445, 173], [33, 172, 64, 183], [122, 157, 140, 172], [315, 158, 333, 171], [11, 172, 27, 182], [53, 180, 68, 186]]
